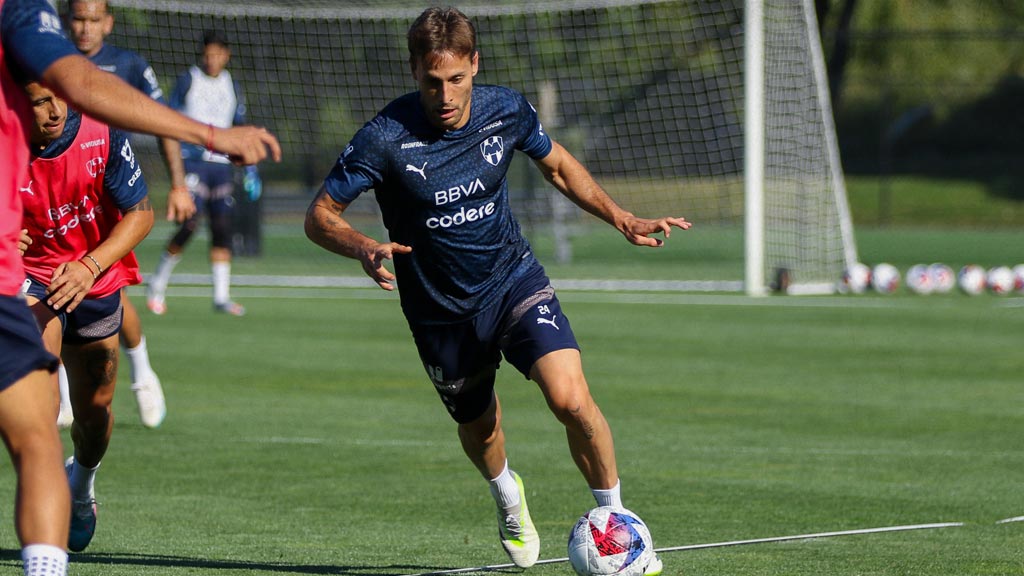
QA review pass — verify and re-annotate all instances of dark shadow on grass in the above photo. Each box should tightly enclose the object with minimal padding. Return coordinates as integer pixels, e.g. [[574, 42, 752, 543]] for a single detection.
[[0, 549, 522, 575]]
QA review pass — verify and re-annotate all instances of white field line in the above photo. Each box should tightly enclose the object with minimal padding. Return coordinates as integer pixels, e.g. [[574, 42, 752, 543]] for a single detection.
[[400, 522, 965, 576], [996, 515, 1024, 524]]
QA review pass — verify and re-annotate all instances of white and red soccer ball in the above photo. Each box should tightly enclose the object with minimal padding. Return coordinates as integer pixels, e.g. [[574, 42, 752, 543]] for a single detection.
[[928, 263, 956, 293], [838, 263, 871, 294], [958, 265, 987, 295], [905, 264, 933, 295], [871, 263, 900, 294], [568, 506, 656, 576], [986, 266, 1015, 295], [1014, 264, 1024, 293]]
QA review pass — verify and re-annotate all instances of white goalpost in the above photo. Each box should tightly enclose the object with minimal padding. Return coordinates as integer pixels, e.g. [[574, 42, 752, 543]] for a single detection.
[[104, 0, 856, 294], [745, 0, 859, 295]]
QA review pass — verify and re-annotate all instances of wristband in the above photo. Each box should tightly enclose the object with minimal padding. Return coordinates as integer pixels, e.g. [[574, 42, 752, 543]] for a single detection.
[[171, 185, 189, 193], [205, 124, 215, 151], [79, 257, 100, 280]]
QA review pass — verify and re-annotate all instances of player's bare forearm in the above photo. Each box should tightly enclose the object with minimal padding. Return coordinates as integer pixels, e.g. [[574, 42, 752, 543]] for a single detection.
[[158, 138, 187, 188], [41, 55, 281, 165], [535, 141, 692, 247], [304, 190, 377, 260], [85, 198, 154, 279], [305, 189, 411, 290], [535, 141, 631, 229]]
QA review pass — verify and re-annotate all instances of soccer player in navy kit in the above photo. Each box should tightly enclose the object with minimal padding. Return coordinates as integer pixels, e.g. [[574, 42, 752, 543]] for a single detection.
[[64, 0, 176, 429], [147, 30, 256, 317], [306, 7, 689, 573]]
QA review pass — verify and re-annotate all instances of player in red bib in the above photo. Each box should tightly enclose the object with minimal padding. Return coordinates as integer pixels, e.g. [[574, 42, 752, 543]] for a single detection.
[[19, 80, 153, 554]]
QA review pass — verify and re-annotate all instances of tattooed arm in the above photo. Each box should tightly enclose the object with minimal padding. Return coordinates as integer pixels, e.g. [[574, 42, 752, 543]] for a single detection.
[[304, 187, 411, 291]]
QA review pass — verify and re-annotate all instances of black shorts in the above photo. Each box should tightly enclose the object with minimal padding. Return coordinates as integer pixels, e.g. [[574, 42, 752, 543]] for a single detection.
[[410, 262, 580, 423], [24, 278, 123, 345], [0, 294, 58, 392]]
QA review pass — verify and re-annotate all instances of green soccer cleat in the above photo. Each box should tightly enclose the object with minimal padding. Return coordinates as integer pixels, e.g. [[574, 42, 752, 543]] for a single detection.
[[643, 553, 664, 575], [496, 471, 540, 568]]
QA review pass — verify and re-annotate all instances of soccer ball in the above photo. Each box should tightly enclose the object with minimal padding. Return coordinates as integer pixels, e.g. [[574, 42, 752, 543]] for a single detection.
[[905, 264, 933, 295], [568, 506, 656, 576], [987, 266, 1015, 295], [871, 263, 900, 294], [838, 262, 871, 294], [928, 263, 956, 293], [957, 265, 987, 295], [1013, 264, 1024, 293]]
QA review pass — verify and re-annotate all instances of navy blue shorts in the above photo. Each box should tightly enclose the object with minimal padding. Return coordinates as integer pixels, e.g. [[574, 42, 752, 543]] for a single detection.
[[24, 278, 123, 345], [0, 294, 58, 392], [411, 262, 580, 423], [185, 160, 235, 215]]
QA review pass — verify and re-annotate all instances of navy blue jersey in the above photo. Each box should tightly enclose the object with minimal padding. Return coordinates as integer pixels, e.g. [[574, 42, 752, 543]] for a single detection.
[[323, 84, 552, 325], [34, 108, 147, 210], [1, 0, 78, 83], [88, 43, 166, 104]]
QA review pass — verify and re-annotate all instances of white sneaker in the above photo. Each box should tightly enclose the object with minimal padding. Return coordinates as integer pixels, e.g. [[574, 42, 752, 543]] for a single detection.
[[146, 284, 166, 315], [643, 553, 664, 575], [56, 404, 74, 429], [132, 373, 166, 428], [496, 471, 540, 568]]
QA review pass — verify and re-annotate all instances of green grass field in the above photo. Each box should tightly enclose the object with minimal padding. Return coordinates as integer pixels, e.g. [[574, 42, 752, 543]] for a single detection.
[[2, 224, 1022, 575]]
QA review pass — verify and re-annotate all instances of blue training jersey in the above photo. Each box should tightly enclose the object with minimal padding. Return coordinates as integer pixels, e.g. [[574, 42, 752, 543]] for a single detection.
[[33, 108, 148, 210], [88, 43, 166, 104], [323, 84, 553, 325]]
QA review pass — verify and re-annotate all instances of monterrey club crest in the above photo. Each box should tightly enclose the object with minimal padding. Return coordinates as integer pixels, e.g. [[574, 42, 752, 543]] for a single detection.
[[480, 136, 504, 166]]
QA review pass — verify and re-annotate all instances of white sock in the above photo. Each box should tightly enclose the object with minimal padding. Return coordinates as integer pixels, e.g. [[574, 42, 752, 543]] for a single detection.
[[150, 252, 181, 296], [488, 461, 521, 511], [212, 261, 231, 305], [125, 335, 154, 385], [22, 544, 67, 576], [57, 365, 72, 414], [592, 480, 622, 508], [69, 459, 99, 502]]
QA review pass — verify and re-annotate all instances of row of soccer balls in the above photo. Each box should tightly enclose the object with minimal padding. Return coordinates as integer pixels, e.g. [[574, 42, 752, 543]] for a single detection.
[[839, 263, 1024, 295]]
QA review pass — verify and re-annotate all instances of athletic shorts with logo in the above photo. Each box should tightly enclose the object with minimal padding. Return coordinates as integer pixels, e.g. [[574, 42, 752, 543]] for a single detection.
[[411, 259, 580, 423], [23, 277, 123, 345]]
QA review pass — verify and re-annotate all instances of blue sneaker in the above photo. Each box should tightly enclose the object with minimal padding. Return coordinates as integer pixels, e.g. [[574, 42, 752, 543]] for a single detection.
[[65, 457, 97, 552]]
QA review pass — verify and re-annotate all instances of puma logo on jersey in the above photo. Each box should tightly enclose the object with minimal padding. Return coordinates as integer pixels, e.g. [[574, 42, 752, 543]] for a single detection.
[[19, 180, 34, 196], [536, 315, 559, 330], [405, 162, 427, 180]]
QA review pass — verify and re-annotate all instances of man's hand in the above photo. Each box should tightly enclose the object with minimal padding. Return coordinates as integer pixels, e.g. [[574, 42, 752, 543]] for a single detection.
[[211, 126, 282, 166], [46, 260, 96, 312], [17, 229, 31, 255], [166, 185, 197, 223], [620, 215, 692, 247], [359, 242, 413, 291]]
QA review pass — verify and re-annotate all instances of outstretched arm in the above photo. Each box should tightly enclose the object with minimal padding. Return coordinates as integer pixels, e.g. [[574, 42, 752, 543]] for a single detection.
[[304, 189, 412, 291], [40, 55, 281, 166], [533, 140, 691, 246]]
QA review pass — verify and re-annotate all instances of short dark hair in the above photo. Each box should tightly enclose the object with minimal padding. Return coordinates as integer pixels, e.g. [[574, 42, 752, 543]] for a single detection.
[[203, 30, 229, 48], [65, 0, 110, 17], [407, 6, 476, 67]]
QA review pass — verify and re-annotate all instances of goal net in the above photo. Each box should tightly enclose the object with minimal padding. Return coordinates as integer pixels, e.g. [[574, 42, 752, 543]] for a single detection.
[[99, 0, 855, 294]]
